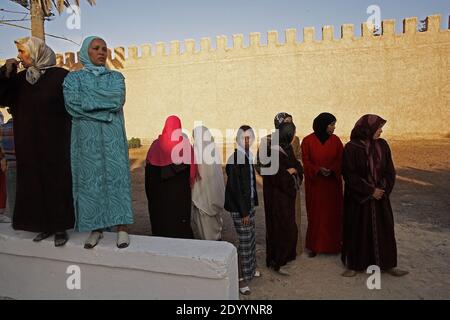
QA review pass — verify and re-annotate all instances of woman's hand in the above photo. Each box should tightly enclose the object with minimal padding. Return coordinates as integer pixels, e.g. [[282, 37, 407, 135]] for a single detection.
[[287, 168, 297, 175], [242, 216, 251, 226], [0, 159, 7, 173], [5, 59, 19, 78], [372, 188, 385, 200], [320, 167, 331, 177]]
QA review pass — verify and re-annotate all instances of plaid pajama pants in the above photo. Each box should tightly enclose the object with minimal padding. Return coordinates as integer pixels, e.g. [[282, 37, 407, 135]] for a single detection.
[[231, 205, 256, 282]]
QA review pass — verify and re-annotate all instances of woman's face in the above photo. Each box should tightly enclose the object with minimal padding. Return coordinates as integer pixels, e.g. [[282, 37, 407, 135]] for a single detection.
[[373, 125, 384, 140], [284, 117, 293, 124], [88, 39, 108, 66], [327, 121, 336, 135], [16, 45, 32, 68]]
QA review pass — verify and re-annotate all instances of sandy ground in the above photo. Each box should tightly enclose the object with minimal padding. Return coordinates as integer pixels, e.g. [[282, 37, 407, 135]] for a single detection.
[[127, 139, 450, 300]]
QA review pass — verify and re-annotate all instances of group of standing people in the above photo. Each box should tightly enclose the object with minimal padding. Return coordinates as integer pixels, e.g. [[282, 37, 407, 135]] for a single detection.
[[261, 112, 409, 282], [144, 116, 224, 241], [223, 111, 409, 295], [0, 36, 133, 248], [1, 35, 408, 297]]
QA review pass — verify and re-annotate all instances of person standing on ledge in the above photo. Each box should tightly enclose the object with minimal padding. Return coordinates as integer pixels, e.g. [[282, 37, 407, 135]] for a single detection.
[[63, 36, 134, 249], [0, 37, 74, 246]]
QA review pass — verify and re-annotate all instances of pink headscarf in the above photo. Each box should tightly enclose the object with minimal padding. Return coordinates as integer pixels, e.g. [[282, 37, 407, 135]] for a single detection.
[[146, 115, 199, 186]]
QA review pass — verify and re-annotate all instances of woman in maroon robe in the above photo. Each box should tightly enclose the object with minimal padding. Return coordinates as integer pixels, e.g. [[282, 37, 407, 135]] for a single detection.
[[264, 122, 303, 276], [341, 115, 408, 277], [301, 113, 343, 257]]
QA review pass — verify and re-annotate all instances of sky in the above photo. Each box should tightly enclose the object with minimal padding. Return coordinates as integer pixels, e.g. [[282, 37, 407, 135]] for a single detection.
[[0, 0, 449, 59]]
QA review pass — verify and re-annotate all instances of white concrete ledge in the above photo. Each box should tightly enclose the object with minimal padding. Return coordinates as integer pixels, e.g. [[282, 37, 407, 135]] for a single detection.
[[0, 224, 238, 300]]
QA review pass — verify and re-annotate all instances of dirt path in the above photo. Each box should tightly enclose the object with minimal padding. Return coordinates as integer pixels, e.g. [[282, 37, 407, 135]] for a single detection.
[[128, 139, 450, 300]]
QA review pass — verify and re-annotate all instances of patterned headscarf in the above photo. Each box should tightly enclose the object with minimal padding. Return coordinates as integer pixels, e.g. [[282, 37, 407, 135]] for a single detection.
[[15, 37, 56, 85], [274, 112, 293, 129]]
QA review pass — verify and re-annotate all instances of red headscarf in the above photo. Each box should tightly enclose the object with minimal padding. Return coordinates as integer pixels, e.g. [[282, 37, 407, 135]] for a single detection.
[[350, 114, 387, 185], [146, 115, 199, 186]]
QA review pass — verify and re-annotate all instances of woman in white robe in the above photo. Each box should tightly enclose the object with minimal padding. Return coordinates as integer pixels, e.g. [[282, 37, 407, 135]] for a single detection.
[[191, 126, 225, 240]]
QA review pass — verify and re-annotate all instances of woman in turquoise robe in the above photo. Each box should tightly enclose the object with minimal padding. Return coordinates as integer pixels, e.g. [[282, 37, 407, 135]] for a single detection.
[[63, 36, 134, 249]]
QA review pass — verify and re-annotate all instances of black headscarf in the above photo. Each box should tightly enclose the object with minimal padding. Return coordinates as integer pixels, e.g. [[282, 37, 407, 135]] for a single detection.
[[313, 113, 337, 145], [274, 112, 293, 129], [278, 122, 296, 151]]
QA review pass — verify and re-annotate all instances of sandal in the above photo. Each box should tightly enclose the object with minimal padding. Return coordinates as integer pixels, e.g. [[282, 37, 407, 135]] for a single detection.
[[33, 232, 53, 242], [117, 231, 130, 249], [341, 269, 357, 277], [276, 267, 291, 276], [239, 286, 251, 295], [387, 268, 409, 277], [84, 231, 103, 249], [54, 231, 68, 247]]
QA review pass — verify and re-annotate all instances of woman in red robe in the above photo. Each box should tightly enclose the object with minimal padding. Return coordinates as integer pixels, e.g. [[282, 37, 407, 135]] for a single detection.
[[301, 113, 343, 257]]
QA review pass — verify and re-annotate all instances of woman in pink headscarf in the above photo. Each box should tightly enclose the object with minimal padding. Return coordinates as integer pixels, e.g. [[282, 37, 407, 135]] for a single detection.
[[341, 115, 408, 278], [145, 115, 198, 239]]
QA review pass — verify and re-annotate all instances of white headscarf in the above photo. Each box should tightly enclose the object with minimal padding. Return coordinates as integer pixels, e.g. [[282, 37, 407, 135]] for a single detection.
[[192, 126, 225, 217], [15, 37, 56, 85]]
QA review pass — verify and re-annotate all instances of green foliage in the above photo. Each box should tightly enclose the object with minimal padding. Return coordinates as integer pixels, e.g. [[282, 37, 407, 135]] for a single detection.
[[128, 137, 141, 149]]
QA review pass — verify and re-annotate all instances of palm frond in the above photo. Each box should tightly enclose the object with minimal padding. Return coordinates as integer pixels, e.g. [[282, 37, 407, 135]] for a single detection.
[[41, 0, 53, 16], [9, 0, 95, 16], [9, 0, 30, 10]]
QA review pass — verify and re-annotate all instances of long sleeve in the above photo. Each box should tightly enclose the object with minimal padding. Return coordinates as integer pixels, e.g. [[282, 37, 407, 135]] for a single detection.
[[226, 163, 250, 217], [288, 146, 304, 184], [268, 151, 297, 198], [294, 159, 304, 185], [382, 140, 396, 196], [63, 71, 125, 122], [329, 137, 344, 178], [256, 135, 271, 176], [0, 64, 18, 109], [291, 136, 302, 161], [342, 144, 375, 203], [301, 136, 321, 180]]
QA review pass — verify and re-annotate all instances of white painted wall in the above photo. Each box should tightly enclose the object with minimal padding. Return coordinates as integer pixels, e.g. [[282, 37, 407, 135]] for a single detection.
[[0, 224, 239, 300]]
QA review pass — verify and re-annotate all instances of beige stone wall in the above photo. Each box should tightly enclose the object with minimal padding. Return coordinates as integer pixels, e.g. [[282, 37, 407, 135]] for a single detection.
[[3, 15, 450, 142]]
